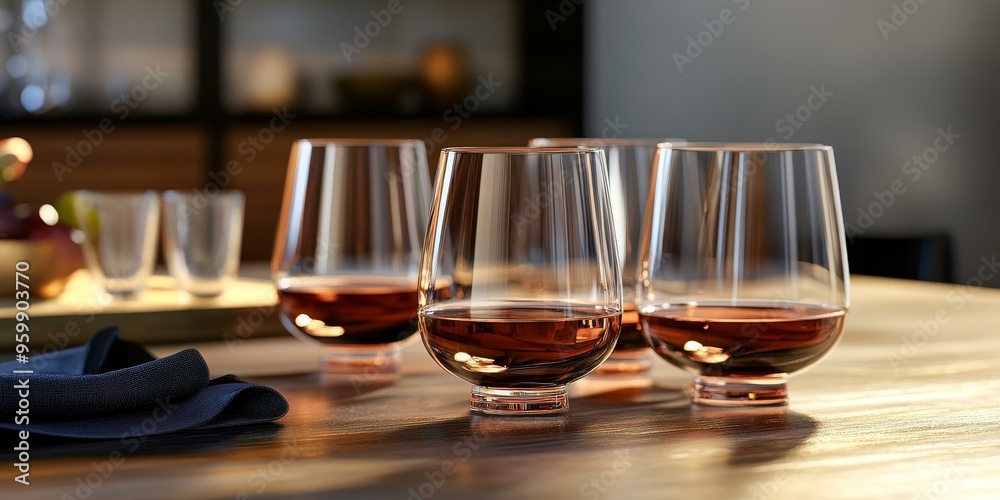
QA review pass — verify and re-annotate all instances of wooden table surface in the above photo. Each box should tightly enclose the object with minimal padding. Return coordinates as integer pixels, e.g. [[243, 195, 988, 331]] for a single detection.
[[6, 276, 1000, 499]]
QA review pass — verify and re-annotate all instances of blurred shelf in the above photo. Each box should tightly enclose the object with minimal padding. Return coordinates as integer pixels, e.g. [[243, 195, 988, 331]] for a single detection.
[[0, 113, 577, 126]]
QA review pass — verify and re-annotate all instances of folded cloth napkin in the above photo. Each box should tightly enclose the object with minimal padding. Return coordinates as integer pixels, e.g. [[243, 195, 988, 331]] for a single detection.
[[0, 327, 288, 439]]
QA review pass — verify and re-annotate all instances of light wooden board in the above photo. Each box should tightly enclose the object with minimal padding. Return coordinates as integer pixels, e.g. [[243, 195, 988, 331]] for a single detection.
[[0, 269, 282, 348]]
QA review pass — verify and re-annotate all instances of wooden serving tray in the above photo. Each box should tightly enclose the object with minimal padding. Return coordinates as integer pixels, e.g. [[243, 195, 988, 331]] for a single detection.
[[0, 268, 284, 349]]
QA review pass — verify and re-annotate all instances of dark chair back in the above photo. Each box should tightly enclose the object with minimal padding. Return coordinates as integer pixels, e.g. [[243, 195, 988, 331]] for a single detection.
[[847, 234, 954, 283]]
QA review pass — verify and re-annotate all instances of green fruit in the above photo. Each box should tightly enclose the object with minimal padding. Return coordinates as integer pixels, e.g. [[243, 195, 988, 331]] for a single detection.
[[54, 191, 81, 229], [55, 191, 100, 240]]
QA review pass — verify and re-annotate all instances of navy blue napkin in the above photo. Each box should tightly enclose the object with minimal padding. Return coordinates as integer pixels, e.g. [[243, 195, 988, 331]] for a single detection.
[[0, 327, 288, 439]]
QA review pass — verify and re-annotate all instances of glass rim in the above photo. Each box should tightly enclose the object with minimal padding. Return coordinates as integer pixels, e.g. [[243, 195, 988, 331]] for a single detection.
[[442, 146, 604, 155], [163, 189, 245, 199], [75, 189, 158, 198], [531, 138, 685, 147], [658, 142, 832, 152], [295, 138, 426, 147]]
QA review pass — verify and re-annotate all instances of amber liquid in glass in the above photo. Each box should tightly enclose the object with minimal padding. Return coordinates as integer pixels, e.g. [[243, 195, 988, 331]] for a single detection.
[[278, 276, 418, 345], [640, 303, 846, 377], [614, 303, 647, 350], [420, 302, 621, 387]]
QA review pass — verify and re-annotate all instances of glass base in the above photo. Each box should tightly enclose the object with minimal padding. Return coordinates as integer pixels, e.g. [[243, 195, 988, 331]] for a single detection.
[[100, 289, 142, 302], [470, 386, 568, 415], [692, 376, 788, 407], [177, 277, 228, 298], [318, 345, 402, 389], [184, 289, 224, 299], [593, 349, 653, 376]]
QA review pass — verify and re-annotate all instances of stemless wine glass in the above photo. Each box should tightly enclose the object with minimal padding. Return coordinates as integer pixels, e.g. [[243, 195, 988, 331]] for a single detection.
[[162, 190, 245, 298], [418, 147, 623, 415], [529, 138, 683, 375], [272, 139, 432, 385], [638, 143, 849, 406], [73, 191, 159, 300]]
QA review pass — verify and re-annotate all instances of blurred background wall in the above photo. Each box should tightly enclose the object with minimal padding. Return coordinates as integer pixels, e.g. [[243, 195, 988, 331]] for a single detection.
[[2, 0, 997, 285], [0, 0, 582, 263], [586, 0, 1000, 285]]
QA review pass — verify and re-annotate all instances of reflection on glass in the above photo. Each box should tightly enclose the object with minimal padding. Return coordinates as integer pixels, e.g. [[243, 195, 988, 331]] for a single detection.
[[638, 143, 850, 406], [418, 147, 623, 415], [529, 138, 684, 376], [272, 139, 432, 386], [74, 191, 160, 300]]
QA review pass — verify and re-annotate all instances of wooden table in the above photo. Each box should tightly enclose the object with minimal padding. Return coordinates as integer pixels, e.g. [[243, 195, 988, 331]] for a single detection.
[[6, 276, 1000, 499]]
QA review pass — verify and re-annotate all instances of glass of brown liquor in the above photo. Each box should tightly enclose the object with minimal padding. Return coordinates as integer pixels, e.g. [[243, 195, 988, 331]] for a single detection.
[[529, 138, 684, 375], [418, 147, 623, 415], [272, 139, 432, 385], [637, 143, 850, 406]]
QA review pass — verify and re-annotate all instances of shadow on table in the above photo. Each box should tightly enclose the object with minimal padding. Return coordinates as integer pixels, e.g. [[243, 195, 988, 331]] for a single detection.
[[685, 405, 818, 466], [300, 387, 818, 499], [330, 377, 817, 467], [258, 371, 401, 400]]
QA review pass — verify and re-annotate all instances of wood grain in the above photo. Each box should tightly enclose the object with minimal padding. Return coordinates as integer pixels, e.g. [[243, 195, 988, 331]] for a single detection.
[[5, 275, 1000, 499]]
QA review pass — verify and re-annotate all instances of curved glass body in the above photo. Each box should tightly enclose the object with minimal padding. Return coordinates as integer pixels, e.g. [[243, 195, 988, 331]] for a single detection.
[[530, 138, 684, 375], [419, 147, 622, 415], [272, 139, 432, 386], [637, 143, 850, 406]]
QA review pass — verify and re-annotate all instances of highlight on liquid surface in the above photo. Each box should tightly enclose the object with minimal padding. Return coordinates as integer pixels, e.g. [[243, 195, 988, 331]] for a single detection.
[[639, 302, 846, 377], [277, 276, 419, 345], [419, 302, 621, 387]]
